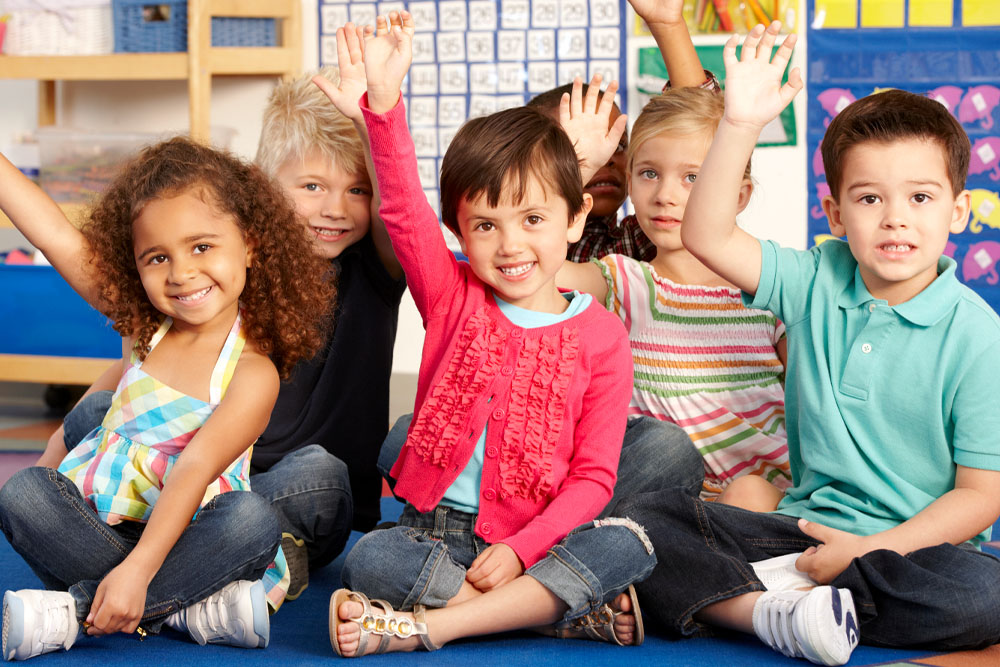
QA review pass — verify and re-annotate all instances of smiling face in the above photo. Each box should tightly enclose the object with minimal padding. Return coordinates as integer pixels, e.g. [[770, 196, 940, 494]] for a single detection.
[[274, 149, 372, 259], [822, 138, 970, 305], [458, 172, 589, 313], [133, 188, 252, 332], [629, 131, 714, 252]]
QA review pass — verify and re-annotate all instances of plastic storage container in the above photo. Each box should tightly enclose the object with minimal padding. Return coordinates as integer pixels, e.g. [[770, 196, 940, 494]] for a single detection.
[[112, 0, 276, 53], [1, 1, 113, 55], [35, 127, 159, 204], [0, 264, 120, 358]]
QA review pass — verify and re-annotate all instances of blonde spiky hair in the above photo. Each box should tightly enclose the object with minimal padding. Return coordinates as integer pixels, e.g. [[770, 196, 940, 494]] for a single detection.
[[256, 66, 367, 179]]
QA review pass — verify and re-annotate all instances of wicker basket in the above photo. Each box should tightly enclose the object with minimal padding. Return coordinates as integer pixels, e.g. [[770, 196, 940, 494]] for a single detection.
[[1, 1, 113, 56], [112, 0, 276, 53]]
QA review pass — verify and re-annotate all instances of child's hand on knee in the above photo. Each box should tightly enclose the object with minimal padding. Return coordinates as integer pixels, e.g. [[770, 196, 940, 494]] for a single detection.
[[722, 21, 802, 133], [466, 543, 524, 592], [362, 11, 415, 113]]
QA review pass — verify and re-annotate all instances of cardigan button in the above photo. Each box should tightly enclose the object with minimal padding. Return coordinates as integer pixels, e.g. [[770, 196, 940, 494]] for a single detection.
[[511, 328, 524, 338], [492, 408, 506, 420], [501, 365, 513, 376], [480, 522, 492, 535], [486, 446, 498, 458], [483, 488, 497, 501]]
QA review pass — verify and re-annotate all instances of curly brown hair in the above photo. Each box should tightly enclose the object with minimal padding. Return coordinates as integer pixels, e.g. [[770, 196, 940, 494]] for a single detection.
[[82, 136, 334, 378]]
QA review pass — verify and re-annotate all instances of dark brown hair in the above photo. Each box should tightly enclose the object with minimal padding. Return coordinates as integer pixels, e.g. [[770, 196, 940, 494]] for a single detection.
[[822, 89, 970, 200], [439, 106, 585, 237], [83, 136, 333, 378]]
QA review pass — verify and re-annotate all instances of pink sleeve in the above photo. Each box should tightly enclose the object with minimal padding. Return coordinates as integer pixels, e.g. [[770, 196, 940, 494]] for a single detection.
[[361, 95, 462, 318], [501, 320, 634, 567]]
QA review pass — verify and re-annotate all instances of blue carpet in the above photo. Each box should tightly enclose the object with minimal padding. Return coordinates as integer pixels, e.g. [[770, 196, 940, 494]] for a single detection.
[[0, 498, 962, 665]]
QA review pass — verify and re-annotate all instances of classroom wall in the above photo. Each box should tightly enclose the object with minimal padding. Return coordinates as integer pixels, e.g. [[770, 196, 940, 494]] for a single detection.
[[0, 0, 808, 376]]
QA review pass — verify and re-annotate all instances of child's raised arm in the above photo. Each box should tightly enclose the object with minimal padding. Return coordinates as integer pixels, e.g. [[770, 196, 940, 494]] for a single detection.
[[0, 152, 102, 308], [358, 12, 413, 114], [313, 20, 405, 279], [628, 0, 706, 88], [558, 74, 628, 187], [681, 22, 801, 296]]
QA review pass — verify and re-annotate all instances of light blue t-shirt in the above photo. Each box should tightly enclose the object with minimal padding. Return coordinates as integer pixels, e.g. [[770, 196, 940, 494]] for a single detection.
[[746, 239, 1000, 545], [440, 291, 594, 513]]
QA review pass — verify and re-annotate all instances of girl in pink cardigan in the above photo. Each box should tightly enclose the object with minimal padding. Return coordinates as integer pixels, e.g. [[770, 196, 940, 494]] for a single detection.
[[316, 15, 656, 657]]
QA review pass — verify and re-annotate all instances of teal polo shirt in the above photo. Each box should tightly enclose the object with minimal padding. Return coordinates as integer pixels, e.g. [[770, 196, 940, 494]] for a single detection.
[[746, 239, 1000, 545]]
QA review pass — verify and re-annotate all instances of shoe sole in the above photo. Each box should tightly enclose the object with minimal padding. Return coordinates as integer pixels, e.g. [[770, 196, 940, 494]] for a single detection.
[[248, 581, 270, 648], [3, 591, 24, 662], [280, 533, 309, 601], [798, 587, 859, 666]]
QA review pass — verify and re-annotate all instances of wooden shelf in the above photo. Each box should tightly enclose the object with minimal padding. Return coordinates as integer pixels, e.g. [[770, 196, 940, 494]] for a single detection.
[[0, 53, 190, 80]]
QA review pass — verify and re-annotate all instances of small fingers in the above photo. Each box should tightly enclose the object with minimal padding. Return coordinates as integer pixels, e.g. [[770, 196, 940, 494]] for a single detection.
[[756, 20, 780, 58], [583, 72, 603, 111], [722, 33, 740, 67], [374, 14, 389, 36], [570, 76, 585, 116], [400, 10, 415, 34], [739, 22, 766, 62]]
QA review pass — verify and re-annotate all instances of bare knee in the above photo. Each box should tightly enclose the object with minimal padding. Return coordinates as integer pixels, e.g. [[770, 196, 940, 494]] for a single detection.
[[717, 475, 783, 513]]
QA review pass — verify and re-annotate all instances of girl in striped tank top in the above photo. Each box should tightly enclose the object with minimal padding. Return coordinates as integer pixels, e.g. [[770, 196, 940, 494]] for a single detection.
[[559, 87, 792, 512], [0, 138, 331, 661]]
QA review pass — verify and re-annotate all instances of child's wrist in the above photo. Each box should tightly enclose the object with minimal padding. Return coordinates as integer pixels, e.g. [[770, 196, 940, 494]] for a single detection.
[[366, 88, 401, 114]]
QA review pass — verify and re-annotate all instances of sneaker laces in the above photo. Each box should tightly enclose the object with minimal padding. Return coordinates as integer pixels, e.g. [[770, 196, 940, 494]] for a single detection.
[[754, 591, 808, 659]]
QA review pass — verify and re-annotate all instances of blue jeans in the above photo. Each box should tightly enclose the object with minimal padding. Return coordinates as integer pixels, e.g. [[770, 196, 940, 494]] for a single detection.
[[378, 414, 704, 515], [342, 503, 656, 621], [64, 391, 353, 569], [617, 487, 1000, 651], [0, 467, 279, 632]]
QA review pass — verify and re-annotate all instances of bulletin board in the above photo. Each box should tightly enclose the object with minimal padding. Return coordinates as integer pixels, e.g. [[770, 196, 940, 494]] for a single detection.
[[807, 0, 1000, 313], [318, 0, 628, 215]]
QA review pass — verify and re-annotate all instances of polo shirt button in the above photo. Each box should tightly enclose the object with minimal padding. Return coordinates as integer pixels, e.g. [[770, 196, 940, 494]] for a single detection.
[[868, 303, 876, 312], [486, 446, 498, 458], [483, 488, 496, 501], [492, 408, 506, 420], [501, 365, 513, 376], [480, 522, 492, 535], [511, 328, 524, 338], [862, 343, 872, 354]]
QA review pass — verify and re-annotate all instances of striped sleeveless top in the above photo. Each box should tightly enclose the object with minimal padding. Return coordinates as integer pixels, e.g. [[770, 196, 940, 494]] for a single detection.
[[597, 255, 792, 497]]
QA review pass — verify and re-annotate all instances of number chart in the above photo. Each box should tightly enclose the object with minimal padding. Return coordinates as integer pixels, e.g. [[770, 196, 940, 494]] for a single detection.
[[319, 0, 627, 213]]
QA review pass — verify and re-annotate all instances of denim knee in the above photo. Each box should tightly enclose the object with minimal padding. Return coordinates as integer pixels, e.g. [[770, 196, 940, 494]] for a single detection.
[[342, 525, 465, 610], [200, 491, 281, 570], [0, 467, 47, 536], [527, 518, 657, 622]]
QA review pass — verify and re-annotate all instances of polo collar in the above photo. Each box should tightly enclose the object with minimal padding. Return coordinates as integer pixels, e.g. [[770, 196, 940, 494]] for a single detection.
[[836, 256, 961, 326]]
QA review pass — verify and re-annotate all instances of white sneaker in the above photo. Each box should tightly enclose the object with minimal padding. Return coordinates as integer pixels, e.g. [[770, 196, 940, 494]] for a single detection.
[[751, 553, 819, 591], [165, 580, 269, 648], [752, 586, 860, 666], [2, 590, 79, 661]]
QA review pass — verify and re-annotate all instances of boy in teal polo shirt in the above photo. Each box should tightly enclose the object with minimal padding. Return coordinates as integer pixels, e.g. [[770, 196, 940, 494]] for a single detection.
[[618, 22, 1000, 666]]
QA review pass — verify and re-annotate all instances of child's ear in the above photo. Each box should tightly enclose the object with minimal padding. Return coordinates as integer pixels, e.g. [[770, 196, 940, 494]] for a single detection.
[[567, 193, 593, 244], [821, 194, 845, 238], [735, 179, 754, 214], [949, 189, 971, 235]]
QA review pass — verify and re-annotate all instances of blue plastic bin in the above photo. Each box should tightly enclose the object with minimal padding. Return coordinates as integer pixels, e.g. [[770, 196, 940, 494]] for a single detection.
[[112, 0, 277, 53], [0, 265, 120, 358]]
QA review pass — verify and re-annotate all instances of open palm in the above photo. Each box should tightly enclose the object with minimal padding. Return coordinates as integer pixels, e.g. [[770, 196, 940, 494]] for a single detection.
[[722, 22, 802, 131], [363, 11, 415, 113], [313, 23, 370, 123]]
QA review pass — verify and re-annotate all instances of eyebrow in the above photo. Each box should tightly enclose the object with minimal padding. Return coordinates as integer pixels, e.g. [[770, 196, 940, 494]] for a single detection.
[[136, 234, 222, 261], [846, 179, 943, 191]]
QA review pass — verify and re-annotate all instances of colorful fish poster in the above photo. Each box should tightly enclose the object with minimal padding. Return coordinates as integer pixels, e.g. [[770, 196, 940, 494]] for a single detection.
[[808, 2, 1000, 313]]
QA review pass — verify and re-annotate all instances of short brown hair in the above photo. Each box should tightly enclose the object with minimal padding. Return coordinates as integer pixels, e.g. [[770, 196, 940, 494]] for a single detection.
[[629, 87, 751, 181], [822, 89, 970, 200], [439, 106, 585, 237], [256, 66, 367, 179], [84, 136, 333, 379]]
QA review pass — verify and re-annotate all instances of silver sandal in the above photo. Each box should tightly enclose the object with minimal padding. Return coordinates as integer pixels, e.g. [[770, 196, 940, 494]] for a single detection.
[[329, 588, 439, 657], [552, 584, 644, 646]]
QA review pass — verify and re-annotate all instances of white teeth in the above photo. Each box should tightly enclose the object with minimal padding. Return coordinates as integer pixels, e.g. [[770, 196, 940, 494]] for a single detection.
[[590, 181, 617, 188], [314, 228, 345, 237], [176, 287, 210, 301], [500, 263, 533, 276], [882, 244, 912, 252]]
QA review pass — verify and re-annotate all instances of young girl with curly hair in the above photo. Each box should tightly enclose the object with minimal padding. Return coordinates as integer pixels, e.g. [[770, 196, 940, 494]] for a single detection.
[[0, 137, 332, 661]]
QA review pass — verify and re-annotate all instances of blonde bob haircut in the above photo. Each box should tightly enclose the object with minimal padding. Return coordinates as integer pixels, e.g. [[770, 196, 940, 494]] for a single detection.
[[628, 87, 751, 182], [256, 66, 367, 179]]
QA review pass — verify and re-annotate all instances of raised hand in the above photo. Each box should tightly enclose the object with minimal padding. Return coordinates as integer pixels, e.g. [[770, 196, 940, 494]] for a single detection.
[[627, 0, 685, 28], [312, 23, 373, 122], [558, 74, 628, 185], [722, 21, 802, 132], [362, 11, 415, 114]]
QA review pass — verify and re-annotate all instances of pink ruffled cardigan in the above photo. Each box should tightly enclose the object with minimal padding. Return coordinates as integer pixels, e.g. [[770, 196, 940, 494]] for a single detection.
[[362, 97, 633, 568]]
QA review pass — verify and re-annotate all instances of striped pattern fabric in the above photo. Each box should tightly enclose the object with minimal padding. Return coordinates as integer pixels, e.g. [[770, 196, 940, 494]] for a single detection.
[[598, 255, 792, 497], [59, 315, 288, 610]]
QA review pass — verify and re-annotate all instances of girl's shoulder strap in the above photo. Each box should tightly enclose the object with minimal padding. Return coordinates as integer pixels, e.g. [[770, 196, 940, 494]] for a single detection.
[[209, 311, 246, 405], [130, 318, 173, 365]]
